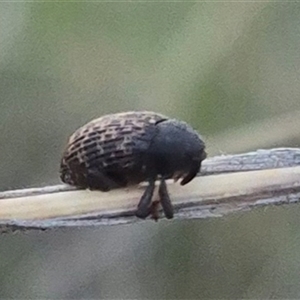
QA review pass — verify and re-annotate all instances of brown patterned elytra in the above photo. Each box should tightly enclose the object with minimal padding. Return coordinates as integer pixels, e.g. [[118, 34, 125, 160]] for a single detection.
[[60, 111, 206, 220]]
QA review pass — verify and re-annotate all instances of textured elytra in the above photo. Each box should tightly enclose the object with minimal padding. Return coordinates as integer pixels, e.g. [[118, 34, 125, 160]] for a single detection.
[[60, 111, 167, 190]]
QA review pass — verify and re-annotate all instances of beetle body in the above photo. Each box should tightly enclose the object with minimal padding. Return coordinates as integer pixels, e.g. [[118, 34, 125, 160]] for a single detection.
[[60, 111, 206, 219]]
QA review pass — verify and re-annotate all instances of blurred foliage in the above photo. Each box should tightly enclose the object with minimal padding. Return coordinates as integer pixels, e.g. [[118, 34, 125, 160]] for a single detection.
[[1, 2, 300, 299]]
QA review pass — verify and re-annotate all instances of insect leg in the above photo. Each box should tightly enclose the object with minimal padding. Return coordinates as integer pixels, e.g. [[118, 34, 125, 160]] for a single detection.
[[86, 168, 120, 191], [158, 178, 174, 219], [180, 159, 201, 185], [135, 179, 155, 219]]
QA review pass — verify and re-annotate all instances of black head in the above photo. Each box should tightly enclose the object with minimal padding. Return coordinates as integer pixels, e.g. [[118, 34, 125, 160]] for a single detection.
[[148, 119, 206, 184]]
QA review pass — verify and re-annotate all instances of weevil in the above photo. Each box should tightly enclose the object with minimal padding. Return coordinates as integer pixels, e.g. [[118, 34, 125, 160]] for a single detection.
[[60, 111, 206, 220]]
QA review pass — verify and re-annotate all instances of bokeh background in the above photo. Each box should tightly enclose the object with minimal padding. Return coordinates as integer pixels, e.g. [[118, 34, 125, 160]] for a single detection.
[[1, 2, 300, 299]]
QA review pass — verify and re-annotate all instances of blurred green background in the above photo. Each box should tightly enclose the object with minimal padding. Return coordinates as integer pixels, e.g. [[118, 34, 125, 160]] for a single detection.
[[1, 2, 300, 299]]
